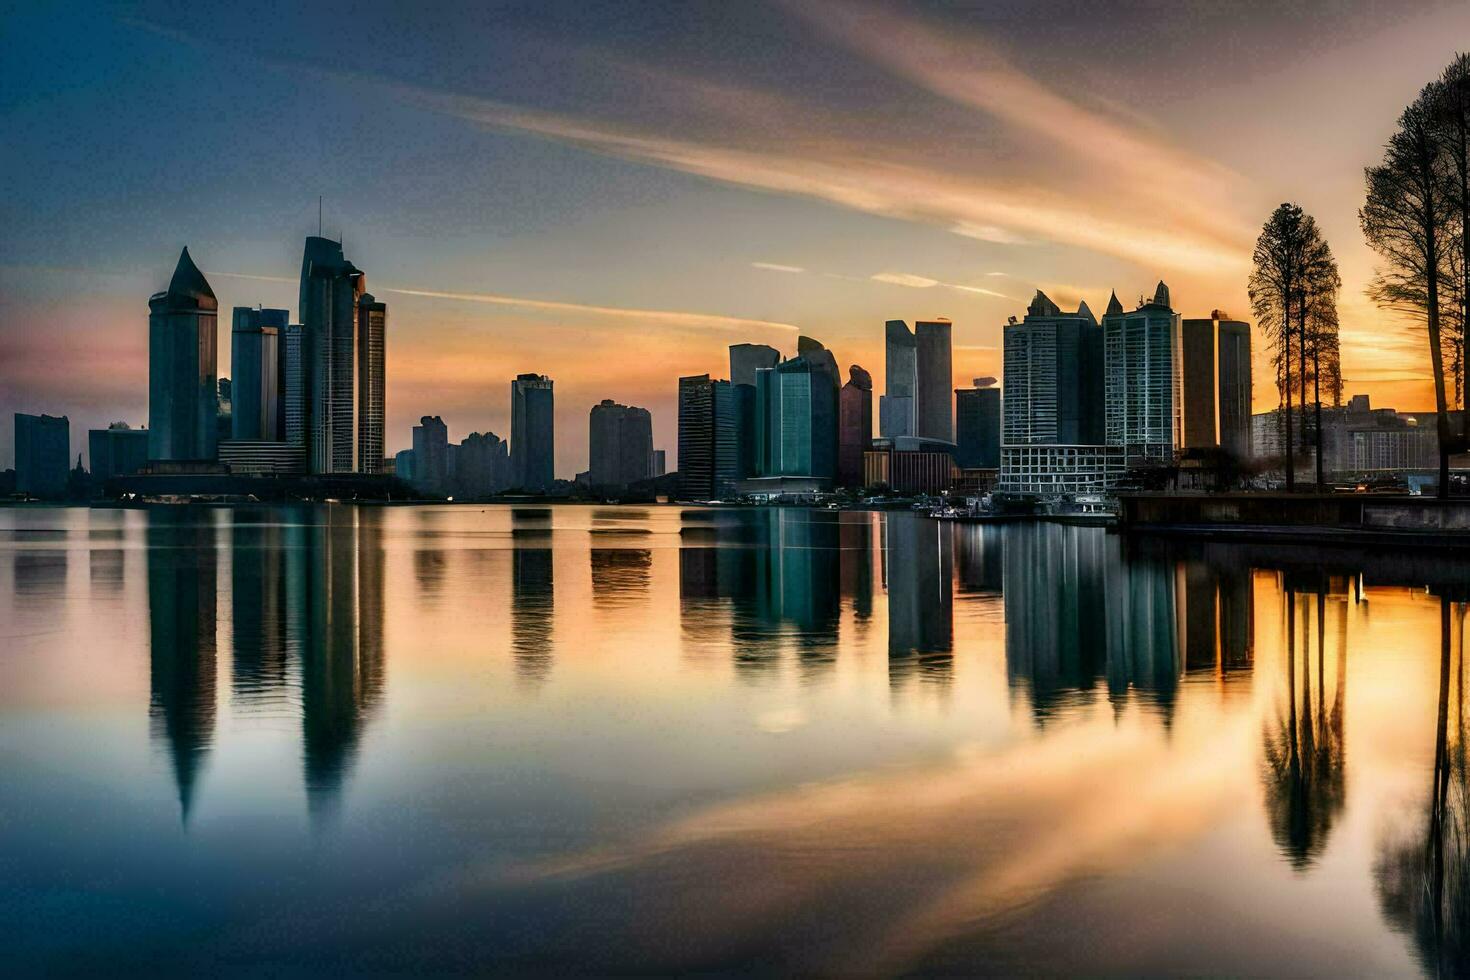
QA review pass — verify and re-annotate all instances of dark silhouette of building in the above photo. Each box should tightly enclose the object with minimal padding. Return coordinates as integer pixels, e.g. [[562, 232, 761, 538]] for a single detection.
[[955, 378, 1001, 469], [230, 307, 287, 441], [588, 399, 653, 488], [148, 247, 218, 461], [915, 319, 954, 443], [453, 431, 510, 497], [510, 373, 555, 491], [838, 365, 873, 487], [880, 319, 917, 438], [678, 373, 738, 499], [356, 293, 387, 473], [279, 322, 304, 446], [652, 449, 666, 477], [146, 510, 218, 821], [1182, 310, 1252, 458], [14, 412, 69, 498], [749, 337, 839, 485], [412, 415, 448, 494], [88, 423, 148, 487], [729, 343, 781, 387], [299, 237, 382, 473]]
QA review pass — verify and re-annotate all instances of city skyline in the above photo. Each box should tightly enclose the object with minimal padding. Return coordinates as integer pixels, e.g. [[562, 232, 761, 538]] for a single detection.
[[6, 2, 1470, 475]]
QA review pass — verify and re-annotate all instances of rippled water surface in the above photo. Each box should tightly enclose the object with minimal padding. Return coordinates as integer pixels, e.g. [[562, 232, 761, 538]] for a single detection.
[[3, 504, 1470, 976]]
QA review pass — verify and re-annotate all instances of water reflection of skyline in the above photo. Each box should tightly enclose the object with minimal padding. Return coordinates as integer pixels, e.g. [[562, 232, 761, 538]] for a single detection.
[[10, 505, 1470, 974]]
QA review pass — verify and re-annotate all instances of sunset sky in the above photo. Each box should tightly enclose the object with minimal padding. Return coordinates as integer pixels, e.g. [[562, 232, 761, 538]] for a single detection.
[[4, 0, 1469, 474]]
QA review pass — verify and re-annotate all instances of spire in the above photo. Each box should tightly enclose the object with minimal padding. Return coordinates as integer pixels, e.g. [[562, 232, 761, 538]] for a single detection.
[[1076, 299, 1095, 324], [1153, 280, 1171, 309], [163, 247, 217, 310], [1105, 290, 1124, 316], [1027, 290, 1060, 317]]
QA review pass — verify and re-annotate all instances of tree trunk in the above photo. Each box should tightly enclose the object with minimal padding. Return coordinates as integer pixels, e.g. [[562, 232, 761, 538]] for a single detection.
[[1427, 205, 1451, 499], [1283, 283, 1295, 492], [1314, 348, 1324, 491], [1299, 292, 1309, 492]]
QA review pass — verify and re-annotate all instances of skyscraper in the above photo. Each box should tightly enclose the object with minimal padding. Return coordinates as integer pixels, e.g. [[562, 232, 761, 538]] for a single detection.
[[15, 413, 69, 498], [678, 374, 738, 499], [279, 323, 304, 445], [1181, 310, 1252, 458], [89, 423, 149, 486], [411, 416, 448, 494], [1001, 291, 1104, 446], [955, 378, 1001, 469], [1103, 281, 1183, 464], [231, 307, 287, 441], [915, 319, 954, 442], [879, 319, 917, 438], [757, 342, 839, 483], [452, 431, 510, 497], [588, 399, 653, 487], [729, 343, 780, 388], [148, 247, 218, 461], [838, 365, 873, 487], [356, 293, 387, 474], [510, 373, 555, 491], [298, 237, 365, 474]]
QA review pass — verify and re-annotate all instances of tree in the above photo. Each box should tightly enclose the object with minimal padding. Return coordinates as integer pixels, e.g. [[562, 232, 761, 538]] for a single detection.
[[1250, 203, 1309, 490], [1302, 235, 1342, 491], [1437, 54, 1470, 441], [1362, 84, 1457, 497]]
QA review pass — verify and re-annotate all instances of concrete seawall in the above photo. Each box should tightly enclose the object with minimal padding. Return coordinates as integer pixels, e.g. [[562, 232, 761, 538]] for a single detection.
[[1117, 493, 1470, 550]]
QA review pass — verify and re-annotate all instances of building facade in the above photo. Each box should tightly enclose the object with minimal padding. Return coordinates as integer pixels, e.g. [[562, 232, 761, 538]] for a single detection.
[[1102, 282, 1183, 465], [231, 307, 287, 441], [510, 374, 555, 492], [998, 445, 1126, 494], [879, 319, 917, 438], [955, 380, 1000, 469], [588, 399, 653, 488], [15, 413, 69, 498], [838, 365, 873, 487], [148, 247, 219, 462], [89, 424, 149, 486], [1181, 310, 1252, 458], [1002, 291, 1104, 447], [915, 319, 954, 442], [298, 237, 367, 473], [356, 293, 387, 475], [677, 374, 739, 499], [411, 416, 449, 494]]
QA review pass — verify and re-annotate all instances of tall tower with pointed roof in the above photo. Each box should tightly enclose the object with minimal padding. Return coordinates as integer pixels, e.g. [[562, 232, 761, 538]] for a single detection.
[[1101, 281, 1183, 464], [148, 247, 220, 461]]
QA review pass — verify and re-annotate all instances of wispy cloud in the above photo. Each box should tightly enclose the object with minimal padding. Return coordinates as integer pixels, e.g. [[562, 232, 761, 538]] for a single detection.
[[207, 271, 799, 333], [872, 271, 1014, 301], [751, 261, 805, 274]]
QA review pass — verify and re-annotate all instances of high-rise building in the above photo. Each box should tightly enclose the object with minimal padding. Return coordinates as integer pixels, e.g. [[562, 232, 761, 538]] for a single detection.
[[15, 413, 69, 498], [915, 319, 954, 442], [1181, 311, 1252, 458], [956, 378, 1001, 469], [755, 341, 839, 483], [652, 449, 666, 477], [838, 365, 873, 487], [1103, 282, 1183, 465], [148, 247, 218, 461], [677, 374, 738, 499], [89, 423, 149, 486], [279, 323, 304, 445], [729, 343, 781, 388], [231, 308, 287, 441], [411, 416, 448, 494], [1002, 291, 1104, 446], [588, 399, 653, 487], [452, 431, 510, 497], [880, 319, 917, 438], [356, 293, 387, 474], [510, 373, 555, 491], [298, 237, 366, 474]]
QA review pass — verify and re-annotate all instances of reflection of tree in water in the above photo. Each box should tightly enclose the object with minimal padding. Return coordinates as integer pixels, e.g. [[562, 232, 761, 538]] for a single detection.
[[1376, 597, 1470, 976], [1261, 578, 1347, 870], [512, 548, 554, 690]]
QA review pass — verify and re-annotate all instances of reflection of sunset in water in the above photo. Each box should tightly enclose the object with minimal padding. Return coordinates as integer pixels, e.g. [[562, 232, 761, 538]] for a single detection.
[[0, 504, 1466, 974]]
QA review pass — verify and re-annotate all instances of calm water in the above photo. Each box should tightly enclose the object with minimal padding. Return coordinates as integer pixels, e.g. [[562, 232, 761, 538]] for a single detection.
[[3, 504, 1469, 976]]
